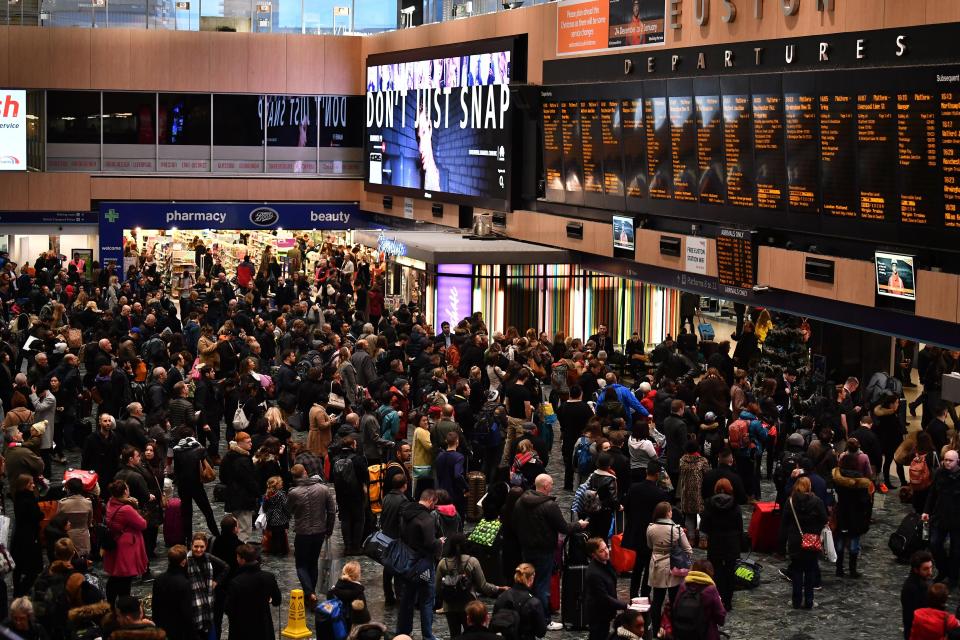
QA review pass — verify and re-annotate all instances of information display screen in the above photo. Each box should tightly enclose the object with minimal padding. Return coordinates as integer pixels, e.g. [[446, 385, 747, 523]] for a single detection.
[[613, 215, 635, 251], [876, 251, 917, 300], [365, 38, 520, 210], [716, 228, 757, 293], [540, 66, 960, 247]]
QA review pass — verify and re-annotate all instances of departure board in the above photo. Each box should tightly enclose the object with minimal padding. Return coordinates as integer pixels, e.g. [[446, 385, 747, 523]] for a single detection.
[[542, 101, 564, 192], [896, 91, 938, 225], [857, 92, 897, 222], [561, 102, 584, 193], [819, 94, 858, 218], [722, 94, 755, 207], [670, 96, 698, 201], [580, 101, 604, 195], [646, 97, 672, 199], [753, 94, 786, 210], [696, 94, 724, 205], [600, 100, 625, 197], [716, 228, 756, 293], [784, 93, 819, 212], [622, 98, 647, 199], [941, 91, 960, 228]]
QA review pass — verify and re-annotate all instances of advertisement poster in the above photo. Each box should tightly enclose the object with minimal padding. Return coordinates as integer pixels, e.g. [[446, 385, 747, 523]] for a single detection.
[[0, 90, 26, 170], [436, 264, 473, 330], [612, 215, 635, 251], [685, 236, 708, 274], [557, 0, 666, 56], [365, 50, 513, 209], [875, 252, 916, 301]]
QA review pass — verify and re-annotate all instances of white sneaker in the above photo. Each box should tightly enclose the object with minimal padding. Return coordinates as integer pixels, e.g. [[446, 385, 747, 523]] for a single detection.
[[546, 622, 564, 631]]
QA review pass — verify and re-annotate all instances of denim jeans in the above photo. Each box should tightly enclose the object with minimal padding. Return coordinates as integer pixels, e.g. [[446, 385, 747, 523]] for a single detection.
[[522, 549, 555, 623], [294, 533, 325, 597], [396, 567, 436, 640]]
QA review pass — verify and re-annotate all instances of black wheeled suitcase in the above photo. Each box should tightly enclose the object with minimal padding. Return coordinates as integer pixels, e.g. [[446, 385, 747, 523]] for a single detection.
[[471, 543, 505, 586], [889, 512, 925, 561], [560, 564, 588, 630]]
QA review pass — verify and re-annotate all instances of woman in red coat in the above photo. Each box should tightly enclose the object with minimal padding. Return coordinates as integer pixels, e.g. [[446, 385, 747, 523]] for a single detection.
[[910, 583, 960, 640], [103, 478, 148, 605]]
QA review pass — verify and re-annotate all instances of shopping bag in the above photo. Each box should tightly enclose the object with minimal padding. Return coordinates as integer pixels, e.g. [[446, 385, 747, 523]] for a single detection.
[[254, 506, 267, 531], [821, 525, 837, 563], [318, 546, 344, 595], [610, 533, 636, 576]]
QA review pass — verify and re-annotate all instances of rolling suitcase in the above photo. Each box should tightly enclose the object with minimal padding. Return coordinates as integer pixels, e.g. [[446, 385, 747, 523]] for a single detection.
[[560, 564, 587, 630], [889, 512, 925, 561], [550, 571, 560, 613], [163, 497, 184, 547], [748, 501, 782, 553]]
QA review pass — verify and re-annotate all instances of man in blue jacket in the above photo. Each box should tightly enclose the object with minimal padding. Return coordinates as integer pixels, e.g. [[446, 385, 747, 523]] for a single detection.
[[603, 372, 649, 424]]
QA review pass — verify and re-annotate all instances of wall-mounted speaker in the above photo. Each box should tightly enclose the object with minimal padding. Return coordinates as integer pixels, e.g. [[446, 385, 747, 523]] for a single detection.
[[432, 203, 443, 218], [659, 235, 682, 257], [805, 257, 835, 283], [492, 212, 508, 227], [566, 222, 584, 239], [383, 196, 393, 210]]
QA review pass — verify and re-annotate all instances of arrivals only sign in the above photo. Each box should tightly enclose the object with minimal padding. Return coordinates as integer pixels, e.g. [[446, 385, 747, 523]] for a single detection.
[[0, 91, 26, 171]]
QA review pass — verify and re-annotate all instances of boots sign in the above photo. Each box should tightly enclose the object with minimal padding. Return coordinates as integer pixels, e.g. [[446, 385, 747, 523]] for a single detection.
[[0, 91, 26, 171]]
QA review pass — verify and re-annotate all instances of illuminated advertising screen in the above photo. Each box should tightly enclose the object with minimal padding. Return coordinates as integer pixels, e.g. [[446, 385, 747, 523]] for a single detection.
[[435, 263, 474, 330], [0, 90, 26, 170], [613, 214, 635, 251], [875, 251, 916, 301], [365, 38, 524, 210]]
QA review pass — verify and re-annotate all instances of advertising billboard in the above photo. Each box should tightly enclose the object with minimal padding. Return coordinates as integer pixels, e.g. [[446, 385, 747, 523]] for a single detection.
[[557, 0, 666, 56], [0, 90, 26, 170]]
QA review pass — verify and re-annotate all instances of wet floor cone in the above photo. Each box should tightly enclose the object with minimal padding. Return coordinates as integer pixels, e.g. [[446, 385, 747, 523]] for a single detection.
[[281, 588, 313, 639]]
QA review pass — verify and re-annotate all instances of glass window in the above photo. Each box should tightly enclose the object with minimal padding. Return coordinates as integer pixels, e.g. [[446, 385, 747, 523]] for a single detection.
[[47, 91, 100, 145], [266, 95, 317, 173], [213, 94, 264, 172], [159, 93, 211, 172], [46, 91, 101, 172], [102, 92, 156, 145], [159, 93, 211, 145], [26, 91, 44, 172], [354, 0, 397, 32]]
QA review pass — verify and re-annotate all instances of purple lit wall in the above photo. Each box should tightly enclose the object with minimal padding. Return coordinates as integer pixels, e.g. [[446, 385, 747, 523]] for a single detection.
[[436, 264, 473, 329]]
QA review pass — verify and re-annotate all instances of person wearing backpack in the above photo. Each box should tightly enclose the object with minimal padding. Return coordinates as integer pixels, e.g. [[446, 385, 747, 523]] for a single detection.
[[492, 563, 547, 640], [584, 537, 628, 640], [435, 533, 507, 638], [728, 402, 769, 500], [908, 432, 939, 515], [671, 559, 726, 640], [647, 501, 693, 637], [332, 435, 369, 556], [459, 600, 500, 640], [774, 433, 808, 505], [832, 452, 875, 578]]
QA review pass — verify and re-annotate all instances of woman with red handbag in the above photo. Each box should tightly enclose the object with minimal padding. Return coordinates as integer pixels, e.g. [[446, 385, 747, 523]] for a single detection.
[[782, 477, 828, 610]]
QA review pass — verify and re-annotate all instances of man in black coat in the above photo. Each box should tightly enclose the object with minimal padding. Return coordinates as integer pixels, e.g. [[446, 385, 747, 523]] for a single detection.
[[584, 537, 628, 640], [225, 544, 282, 640], [701, 448, 749, 505], [662, 399, 689, 488], [926, 404, 951, 454], [380, 474, 412, 605], [81, 413, 122, 495], [172, 429, 220, 544], [396, 489, 442, 640], [901, 550, 933, 640], [556, 385, 595, 490], [194, 364, 224, 457], [850, 416, 883, 482], [220, 432, 259, 544], [923, 450, 960, 585], [623, 461, 670, 598], [151, 545, 194, 640]]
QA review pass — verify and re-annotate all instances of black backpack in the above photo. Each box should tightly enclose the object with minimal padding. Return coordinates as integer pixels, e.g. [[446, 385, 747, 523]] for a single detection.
[[438, 556, 474, 606], [671, 585, 708, 640], [490, 590, 531, 640]]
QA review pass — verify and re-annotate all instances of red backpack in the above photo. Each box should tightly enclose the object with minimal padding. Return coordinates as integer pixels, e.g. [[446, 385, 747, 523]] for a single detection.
[[909, 453, 932, 490], [728, 419, 755, 450]]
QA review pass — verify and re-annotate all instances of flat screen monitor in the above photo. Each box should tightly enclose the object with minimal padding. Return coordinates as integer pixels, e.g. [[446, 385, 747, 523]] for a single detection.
[[364, 37, 524, 211], [613, 215, 635, 252], [875, 251, 916, 301]]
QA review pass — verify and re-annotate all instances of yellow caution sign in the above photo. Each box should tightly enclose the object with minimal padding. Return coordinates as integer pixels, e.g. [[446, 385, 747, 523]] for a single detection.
[[281, 588, 313, 639]]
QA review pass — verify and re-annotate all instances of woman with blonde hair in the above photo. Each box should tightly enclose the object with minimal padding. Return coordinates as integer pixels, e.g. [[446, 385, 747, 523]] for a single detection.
[[327, 561, 370, 632], [493, 563, 546, 640]]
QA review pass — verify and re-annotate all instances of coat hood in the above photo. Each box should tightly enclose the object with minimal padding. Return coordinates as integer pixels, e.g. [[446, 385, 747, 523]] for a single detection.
[[707, 493, 736, 512], [436, 504, 458, 517], [107, 626, 167, 640], [228, 441, 249, 456], [516, 490, 554, 509], [832, 467, 874, 490], [173, 436, 201, 451], [68, 601, 112, 624], [400, 501, 431, 525]]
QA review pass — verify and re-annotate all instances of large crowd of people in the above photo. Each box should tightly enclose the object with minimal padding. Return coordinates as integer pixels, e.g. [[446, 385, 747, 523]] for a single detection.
[[0, 237, 957, 640]]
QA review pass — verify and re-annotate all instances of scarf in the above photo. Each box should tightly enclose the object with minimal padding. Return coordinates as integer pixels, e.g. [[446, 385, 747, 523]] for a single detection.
[[187, 553, 214, 631]]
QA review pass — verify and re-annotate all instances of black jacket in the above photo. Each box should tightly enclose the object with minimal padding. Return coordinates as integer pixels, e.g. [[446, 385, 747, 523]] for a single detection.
[[117, 416, 148, 451], [459, 625, 501, 640], [220, 446, 259, 512], [556, 400, 594, 450], [924, 468, 960, 530], [381, 490, 412, 539], [81, 430, 121, 488], [172, 438, 206, 490], [832, 468, 873, 536], [400, 502, 441, 558], [585, 559, 627, 623], [493, 586, 547, 640], [662, 414, 688, 473], [701, 464, 748, 505], [622, 480, 669, 551], [850, 427, 883, 471], [225, 563, 282, 640], [780, 492, 828, 557], [901, 572, 930, 640], [152, 565, 194, 640], [700, 493, 743, 562], [513, 490, 582, 553]]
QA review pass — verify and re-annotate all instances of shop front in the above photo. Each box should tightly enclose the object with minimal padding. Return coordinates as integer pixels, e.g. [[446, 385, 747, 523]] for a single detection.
[[354, 229, 680, 345], [0, 212, 100, 277], [97, 201, 368, 288]]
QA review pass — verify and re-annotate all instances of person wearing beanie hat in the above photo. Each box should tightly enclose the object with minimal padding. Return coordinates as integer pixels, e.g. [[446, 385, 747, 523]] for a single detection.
[[219, 431, 258, 543]]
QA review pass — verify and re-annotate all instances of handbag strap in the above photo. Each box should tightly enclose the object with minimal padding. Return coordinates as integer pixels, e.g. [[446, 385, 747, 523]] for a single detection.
[[789, 497, 803, 533]]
